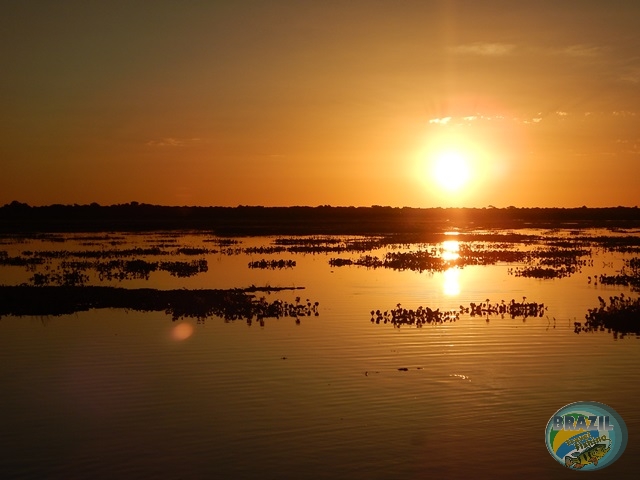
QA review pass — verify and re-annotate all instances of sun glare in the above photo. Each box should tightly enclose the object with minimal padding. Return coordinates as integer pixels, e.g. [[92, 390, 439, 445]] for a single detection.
[[413, 128, 501, 204], [432, 151, 471, 192]]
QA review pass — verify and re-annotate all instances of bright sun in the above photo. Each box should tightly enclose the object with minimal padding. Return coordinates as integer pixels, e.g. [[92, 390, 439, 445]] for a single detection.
[[432, 150, 471, 192]]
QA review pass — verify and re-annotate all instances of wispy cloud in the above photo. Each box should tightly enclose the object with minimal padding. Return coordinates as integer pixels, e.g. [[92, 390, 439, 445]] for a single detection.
[[612, 111, 637, 117], [428, 114, 510, 126], [555, 44, 604, 58], [619, 66, 640, 84], [429, 111, 639, 127], [146, 137, 201, 147], [449, 42, 515, 56], [428, 117, 452, 125]]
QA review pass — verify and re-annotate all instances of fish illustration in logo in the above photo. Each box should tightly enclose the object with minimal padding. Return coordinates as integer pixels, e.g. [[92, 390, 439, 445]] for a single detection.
[[564, 443, 610, 469]]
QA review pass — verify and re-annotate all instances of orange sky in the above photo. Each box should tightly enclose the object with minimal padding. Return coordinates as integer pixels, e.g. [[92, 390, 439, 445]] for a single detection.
[[1, 1, 639, 207]]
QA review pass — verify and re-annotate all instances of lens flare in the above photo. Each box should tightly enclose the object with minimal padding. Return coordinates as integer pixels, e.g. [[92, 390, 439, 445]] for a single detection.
[[171, 322, 194, 341]]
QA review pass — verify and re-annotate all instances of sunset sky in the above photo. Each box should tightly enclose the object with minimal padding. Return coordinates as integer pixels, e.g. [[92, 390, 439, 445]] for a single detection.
[[2, 1, 639, 207]]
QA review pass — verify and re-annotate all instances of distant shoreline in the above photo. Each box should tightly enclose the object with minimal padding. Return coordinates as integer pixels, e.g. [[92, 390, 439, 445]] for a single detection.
[[2, 202, 640, 234]]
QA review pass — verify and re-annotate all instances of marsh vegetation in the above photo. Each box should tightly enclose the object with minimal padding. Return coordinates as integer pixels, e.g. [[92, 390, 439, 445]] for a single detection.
[[1, 228, 639, 338]]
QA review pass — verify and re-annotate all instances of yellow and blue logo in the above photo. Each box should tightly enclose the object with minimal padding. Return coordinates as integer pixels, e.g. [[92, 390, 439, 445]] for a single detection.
[[545, 401, 627, 470]]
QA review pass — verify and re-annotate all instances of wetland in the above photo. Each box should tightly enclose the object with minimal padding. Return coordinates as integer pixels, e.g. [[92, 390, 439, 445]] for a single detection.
[[1, 225, 640, 479]]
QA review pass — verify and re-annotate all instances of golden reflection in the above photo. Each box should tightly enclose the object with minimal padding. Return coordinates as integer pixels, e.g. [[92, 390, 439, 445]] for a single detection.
[[171, 322, 194, 341], [442, 240, 460, 262], [443, 267, 460, 296]]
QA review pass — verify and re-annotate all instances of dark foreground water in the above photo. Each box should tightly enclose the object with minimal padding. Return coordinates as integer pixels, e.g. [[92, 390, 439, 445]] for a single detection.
[[1, 230, 639, 479]]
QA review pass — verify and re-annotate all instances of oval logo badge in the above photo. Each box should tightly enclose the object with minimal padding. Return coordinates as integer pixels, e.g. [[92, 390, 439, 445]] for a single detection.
[[545, 401, 628, 470]]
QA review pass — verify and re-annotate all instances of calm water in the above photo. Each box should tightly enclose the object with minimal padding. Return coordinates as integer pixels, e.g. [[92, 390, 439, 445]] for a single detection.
[[1, 230, 639, 479]]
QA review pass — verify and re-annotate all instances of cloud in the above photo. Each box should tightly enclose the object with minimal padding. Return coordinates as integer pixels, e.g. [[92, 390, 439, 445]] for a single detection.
[[428, 110, 640, 127], [619, 66, 640, 84], [146, 137, 201, 147], [429, 117, 452, 125], [449, 42, 515, 56], [429, 114, 516, 126], [556, 44, 604, 58]]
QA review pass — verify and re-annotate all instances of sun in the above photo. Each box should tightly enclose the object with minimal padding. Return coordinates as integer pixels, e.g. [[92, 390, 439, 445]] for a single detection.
[[431, 150, 471, 192], [412, 129, 497, 203]]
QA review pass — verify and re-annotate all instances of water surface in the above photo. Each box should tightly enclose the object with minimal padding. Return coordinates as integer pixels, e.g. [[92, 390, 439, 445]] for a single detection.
[[1, 230, 639, 479]]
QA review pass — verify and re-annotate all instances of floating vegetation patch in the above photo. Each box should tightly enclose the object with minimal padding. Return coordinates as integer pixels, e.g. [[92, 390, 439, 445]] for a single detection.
[[244, 246, 288, 255], [30, 270, 89, 287], [330, 251, 445, 271], [369, 298, 547, 327], [595, 257, 640, 290], [32, 233, 66, 243], [95, 259, 159, 281], [30, 246, 213, 259], [467, 298, 546, 317], [329, 252, 449, 271], [200, 237, 243, 253], [384, 251, 444, 272], [274, 236, 344, 246], [510, 266, 573, 279], [203, 238, 240, 246], [507, 247, 591, 278], [627, 257, 640, 272], [245, 236, 388, 255], [34, 247, 169, 259], [0, 253, 45, 268], [0, 285, 317, 324], [534, 247, 591, 262], [146, 238, 178, 244], [590, 235, 640, 252], [159, 260, 208, 277], [330, 244, 592, 277], [329, 255, 382, 268], [369, 304, 459, 327], [24, 258, 209, 285], [457, 245, 529, 265], [68, 234, 126, 242], [597, 274, 640, 290], [577, 294, 640, 338], [174, 247, 212, 255], [248, 259, 296, 269]]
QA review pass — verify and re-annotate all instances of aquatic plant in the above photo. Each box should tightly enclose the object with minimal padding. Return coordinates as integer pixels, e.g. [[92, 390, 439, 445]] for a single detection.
[[159, 260, 208, 277], [0, 253, 45, 268], [28, 269, 89, 287], [511, 266, 572, 279], [369, 298, 547, 327], [369, 303, 459, 327], [328, 258, 354, 267], [383, 251, 444, 272], [577, 294, 640, 338], [203, 238, 240, 246], [34, 247, 169, 259], [174, 247, 212, 255], [0, 285, 317, 324], [248, 259, 296, 269]]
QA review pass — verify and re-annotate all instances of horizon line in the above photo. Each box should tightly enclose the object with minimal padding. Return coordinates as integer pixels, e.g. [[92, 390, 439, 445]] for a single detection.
[[3, 201, 640, 210]]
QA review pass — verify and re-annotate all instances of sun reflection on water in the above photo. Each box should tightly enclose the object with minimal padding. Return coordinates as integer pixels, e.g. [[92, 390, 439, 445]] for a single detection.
[[442, 240, 460, 262], [443, 267, 460, 296]]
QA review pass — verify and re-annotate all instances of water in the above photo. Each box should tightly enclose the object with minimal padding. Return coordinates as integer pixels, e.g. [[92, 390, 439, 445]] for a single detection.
[[1, 231, 639, 479]]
